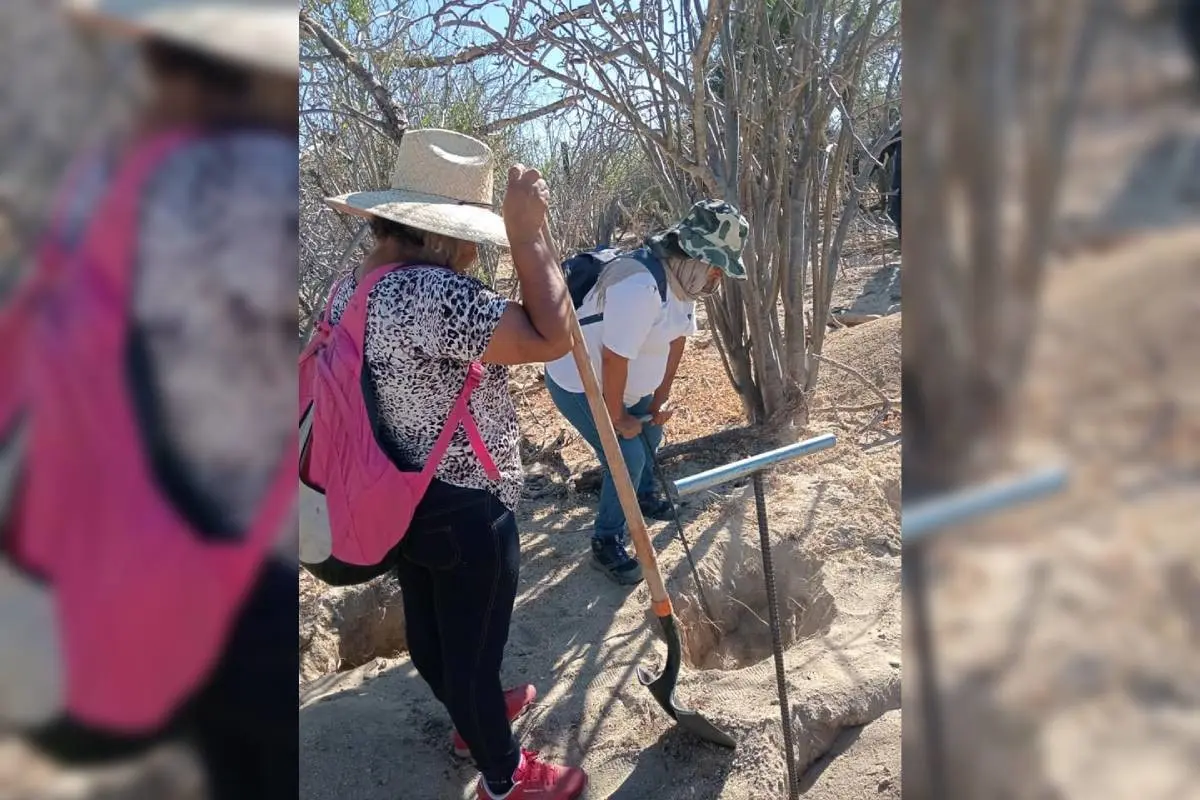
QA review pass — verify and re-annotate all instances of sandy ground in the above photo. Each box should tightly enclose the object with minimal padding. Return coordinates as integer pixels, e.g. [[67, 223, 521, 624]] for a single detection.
[[905, 230, 1200, 800], [903, 11, 1200, 800], [300, 276, 902, 799]]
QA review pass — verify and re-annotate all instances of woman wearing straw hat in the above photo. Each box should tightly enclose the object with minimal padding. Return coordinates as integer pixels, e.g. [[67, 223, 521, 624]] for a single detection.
[[0, 1, 297, 798], [320, 128, 586, 800]]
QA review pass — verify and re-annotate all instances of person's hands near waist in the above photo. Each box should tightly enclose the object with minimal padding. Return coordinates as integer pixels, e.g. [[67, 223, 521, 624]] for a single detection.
[[601, 346, 643, 439], [648, 336, 684, 427], [612, 411, 644, 440], [647, 391, 673, 427]]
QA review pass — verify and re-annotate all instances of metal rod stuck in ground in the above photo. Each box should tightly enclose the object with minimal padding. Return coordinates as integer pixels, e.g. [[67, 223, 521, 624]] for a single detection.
[[905, 465, 1069, 800], [902, 466, 1069, 542], [671, 433, 837, 497], [664, 433, 837, 800]]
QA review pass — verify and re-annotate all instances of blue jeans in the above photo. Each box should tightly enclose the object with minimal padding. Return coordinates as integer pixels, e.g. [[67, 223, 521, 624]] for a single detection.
[[546, 374, 663, 544]]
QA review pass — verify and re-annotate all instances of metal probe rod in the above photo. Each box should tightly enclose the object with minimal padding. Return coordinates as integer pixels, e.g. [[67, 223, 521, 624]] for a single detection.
[[903, 466, 1068, 542], [662, 432, 837, 800], [905, 464, 1069, 800], [672, 433, 837, 497]]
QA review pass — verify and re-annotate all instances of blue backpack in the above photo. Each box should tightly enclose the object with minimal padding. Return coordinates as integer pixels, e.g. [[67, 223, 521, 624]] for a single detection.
[[561, 246, 667, 327]]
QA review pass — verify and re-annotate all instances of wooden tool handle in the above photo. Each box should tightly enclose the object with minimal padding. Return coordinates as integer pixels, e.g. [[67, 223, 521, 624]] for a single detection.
[[541, 223, 672, 617]]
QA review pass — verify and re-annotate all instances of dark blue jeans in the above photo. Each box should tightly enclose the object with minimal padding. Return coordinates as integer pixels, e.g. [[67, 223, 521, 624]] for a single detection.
[[191, 559, 298, 800], [545, 374, 664, 544], [889, 190, 902, 242], [393, 480, 521, 784], [20, 558, 298, 800]]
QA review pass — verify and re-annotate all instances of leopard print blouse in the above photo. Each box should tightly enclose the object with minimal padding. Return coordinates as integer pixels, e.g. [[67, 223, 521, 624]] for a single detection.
[[328, 266, 524, 511], [57, 132, 297, 539]]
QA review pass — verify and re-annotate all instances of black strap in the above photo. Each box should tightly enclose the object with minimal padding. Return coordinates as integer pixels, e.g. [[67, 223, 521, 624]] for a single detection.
[[578, 247, 668, 328]]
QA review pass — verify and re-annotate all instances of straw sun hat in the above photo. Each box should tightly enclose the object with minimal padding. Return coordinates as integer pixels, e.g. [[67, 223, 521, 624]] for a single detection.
[[324, 129, 511, 248], [63, 0, 298, 76]]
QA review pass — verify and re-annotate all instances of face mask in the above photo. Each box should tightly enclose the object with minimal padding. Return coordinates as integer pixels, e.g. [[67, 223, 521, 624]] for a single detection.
[[698, 271, 722, 298], [666, 258, 716, 301]]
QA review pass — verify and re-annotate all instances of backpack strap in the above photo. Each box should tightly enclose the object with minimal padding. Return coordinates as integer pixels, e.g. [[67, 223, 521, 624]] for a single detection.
[[78, 131, 198, 306], [340, 261, 414, 321], [335, 263, 404, 342], [7, 149, 108, 317], [637, 247, 670, 302], [317, 273, 350, 328], [299, 272, 353, 422], [579, 247, 669, 327], [38, 148, 106, 257], [1, 135, 193, 443], [420, 361, 500, 484]]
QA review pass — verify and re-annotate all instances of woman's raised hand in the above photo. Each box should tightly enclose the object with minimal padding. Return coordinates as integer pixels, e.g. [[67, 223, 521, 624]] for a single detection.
[[502, 164, 550, 245]]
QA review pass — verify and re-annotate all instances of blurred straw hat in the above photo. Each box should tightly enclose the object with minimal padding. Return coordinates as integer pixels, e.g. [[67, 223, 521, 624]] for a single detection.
[[324, 128, 510, 248], [63, 0, 298, 76]]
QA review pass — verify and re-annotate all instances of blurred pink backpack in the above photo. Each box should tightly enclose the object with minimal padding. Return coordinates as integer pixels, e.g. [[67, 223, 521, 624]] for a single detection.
[[298, 264, 499, 585], [0, 130, 295, 742]]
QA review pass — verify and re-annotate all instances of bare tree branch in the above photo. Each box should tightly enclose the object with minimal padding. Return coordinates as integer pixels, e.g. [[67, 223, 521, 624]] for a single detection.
[[403, 5, 597, 68], [300, 9, 409, 145], [476, 95, 582, 134]]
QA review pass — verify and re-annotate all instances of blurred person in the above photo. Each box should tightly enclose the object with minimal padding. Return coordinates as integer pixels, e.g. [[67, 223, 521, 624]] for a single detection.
[[1183, 0, 1200, 73], [304, 128, 586, 800], [881, 127, 902, 241], [542, 201, 749, 586], [0, 1, 297, 798]]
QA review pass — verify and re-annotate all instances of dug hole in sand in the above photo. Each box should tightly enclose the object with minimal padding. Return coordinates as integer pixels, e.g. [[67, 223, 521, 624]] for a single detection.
[[300, 302, 902, 799]]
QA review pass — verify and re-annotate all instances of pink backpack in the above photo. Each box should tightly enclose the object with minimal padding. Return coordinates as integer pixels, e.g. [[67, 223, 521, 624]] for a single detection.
[[297, 273, 346, 422], [0, 130, 295, 737], [298, 264, 499, 582]]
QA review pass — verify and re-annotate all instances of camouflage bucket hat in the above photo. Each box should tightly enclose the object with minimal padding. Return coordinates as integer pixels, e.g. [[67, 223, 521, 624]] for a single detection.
[[649, 199, 749, 278]]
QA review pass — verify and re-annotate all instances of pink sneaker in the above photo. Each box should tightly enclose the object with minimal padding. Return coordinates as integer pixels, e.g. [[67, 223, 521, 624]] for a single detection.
[[475, 750, 588, 800], [452, 684, 538, 758]]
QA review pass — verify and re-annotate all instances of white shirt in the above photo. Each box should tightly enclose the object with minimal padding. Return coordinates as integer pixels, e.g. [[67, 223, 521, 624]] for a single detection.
[[545, 266, 698, 406]]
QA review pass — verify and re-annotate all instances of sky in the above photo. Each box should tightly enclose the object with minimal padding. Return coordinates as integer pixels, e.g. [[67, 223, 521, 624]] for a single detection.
[[390, 0, 715, 155], [300, 0, 722, 156], [301, 0, 579, 154], [402, 0, 590, 150]]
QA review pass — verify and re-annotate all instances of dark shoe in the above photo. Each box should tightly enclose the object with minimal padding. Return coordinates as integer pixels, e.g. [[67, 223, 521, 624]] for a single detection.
[[590, 538, 643, 586], [639, 496, 676, 522]]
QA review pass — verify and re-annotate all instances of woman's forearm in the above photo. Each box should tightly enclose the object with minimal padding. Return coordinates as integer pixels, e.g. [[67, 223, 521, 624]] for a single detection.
[[509, 230, 572, 350]]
